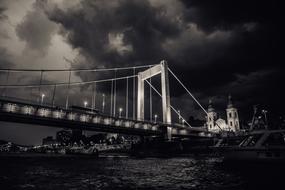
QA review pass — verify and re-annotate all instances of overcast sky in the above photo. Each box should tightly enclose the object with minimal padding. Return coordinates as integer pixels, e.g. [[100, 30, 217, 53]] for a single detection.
[[0, 0, 283, 145]]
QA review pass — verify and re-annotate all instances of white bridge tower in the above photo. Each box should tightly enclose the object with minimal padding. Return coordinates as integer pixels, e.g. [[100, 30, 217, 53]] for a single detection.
[[137, 60, 172, 140]]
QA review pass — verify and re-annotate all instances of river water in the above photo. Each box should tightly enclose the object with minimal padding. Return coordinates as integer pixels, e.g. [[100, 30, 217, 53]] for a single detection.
[[0, 155, 283, 190]]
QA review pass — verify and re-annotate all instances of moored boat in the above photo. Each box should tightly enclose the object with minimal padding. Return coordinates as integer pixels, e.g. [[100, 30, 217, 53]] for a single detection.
[[216, 129, 285, 162]]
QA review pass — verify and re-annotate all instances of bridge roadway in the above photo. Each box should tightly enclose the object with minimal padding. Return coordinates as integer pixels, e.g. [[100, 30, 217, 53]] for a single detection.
[[0, 98, 213, 138]]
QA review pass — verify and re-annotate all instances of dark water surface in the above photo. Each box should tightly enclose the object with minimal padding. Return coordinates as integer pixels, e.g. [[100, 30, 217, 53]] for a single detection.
[[0, 155, 284, 190]]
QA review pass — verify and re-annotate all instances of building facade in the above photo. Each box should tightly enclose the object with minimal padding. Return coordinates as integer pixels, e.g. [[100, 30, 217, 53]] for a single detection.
[[206, 95, 240, 133]]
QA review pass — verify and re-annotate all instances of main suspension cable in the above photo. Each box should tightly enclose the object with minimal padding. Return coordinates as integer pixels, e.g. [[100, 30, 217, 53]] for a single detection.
[[145, 80, 192, 127], [0, 64, 157, 73], [168, 68, 208, 115], [0, 75, 137, 88]]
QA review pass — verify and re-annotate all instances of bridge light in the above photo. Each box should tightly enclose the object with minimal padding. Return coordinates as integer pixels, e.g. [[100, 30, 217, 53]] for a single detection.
[[182, 119, 185, 126], [102, 94, 105, 113], [119, 107, 123, 118], [154, 114, 158, 123], [41, 94, 45, 105], [84, 101, 88, 108], [178, 110, 181, 123]]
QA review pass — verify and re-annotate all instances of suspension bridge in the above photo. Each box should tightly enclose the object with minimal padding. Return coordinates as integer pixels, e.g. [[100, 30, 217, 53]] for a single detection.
[[0, 60, 213, 140]]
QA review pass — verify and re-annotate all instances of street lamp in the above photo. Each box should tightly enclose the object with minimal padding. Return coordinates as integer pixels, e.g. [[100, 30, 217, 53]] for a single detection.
[[41, 93, 45, 105], [182, 119, 185, 126], [178, 110, 181, 123], [119, 107, 123, 118], [102, 94, 105, 113], [154, 114, 158, 123], [84, 101, 88, 108]]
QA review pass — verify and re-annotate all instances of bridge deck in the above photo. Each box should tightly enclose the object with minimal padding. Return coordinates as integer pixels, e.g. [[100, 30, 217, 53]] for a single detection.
[[0, 99, 213, 138]]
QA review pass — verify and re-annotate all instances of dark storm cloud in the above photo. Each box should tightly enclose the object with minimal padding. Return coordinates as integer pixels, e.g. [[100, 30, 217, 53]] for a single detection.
[[46, 0, 180, 68], [180, 0, 279, 32], [16, 1, 57, 55], [0, 6, 7, 20], [0, 47, 13, 69], [0, 5, 10, 39]]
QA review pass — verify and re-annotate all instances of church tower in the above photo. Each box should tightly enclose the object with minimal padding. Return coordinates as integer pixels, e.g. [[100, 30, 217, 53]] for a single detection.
[[206, 99, 217, 131], [226, 95, 240, 132]]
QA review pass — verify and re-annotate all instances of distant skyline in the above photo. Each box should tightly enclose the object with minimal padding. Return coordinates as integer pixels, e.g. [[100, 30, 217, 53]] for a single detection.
[[0, 0, 283, 144]]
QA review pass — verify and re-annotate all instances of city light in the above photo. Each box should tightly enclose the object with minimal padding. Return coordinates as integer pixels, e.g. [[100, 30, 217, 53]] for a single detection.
[[84, 101, 88, 108], [182, 119, 185, 126], [119, 107, 123, 118], [178, 110, 181, 123], [154, 114, 158, 123], [41, 93, 45, 105], [102, 94, 105, 113]]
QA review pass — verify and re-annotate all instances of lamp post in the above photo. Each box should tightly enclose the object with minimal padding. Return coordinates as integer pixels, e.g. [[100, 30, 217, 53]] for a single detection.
[[102, 94, 105, 113], [41, 93, 45, 105], [182, 119, 185, 126], [119, 107, 123, 118], [178, 110, 181, 123], [154, 114, 158, 123], [84, 101, 88, 108]]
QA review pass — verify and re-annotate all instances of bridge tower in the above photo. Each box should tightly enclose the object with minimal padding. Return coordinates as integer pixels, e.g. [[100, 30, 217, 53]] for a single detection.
[[226, 95, 240, 132], [137, 60, 172, 140]]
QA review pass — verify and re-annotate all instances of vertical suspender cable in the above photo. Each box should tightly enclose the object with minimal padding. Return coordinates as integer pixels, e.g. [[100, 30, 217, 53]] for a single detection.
[[91, 83, 94, 111], [132, 67, 136, 120], [126, 77, 128, 118], [92, 82, 96, 112], [1, 70, 10, 97], [113, 70, 117, 117], [65, 70, 71, 109], [52, 84, 57, 107], [110, 80, 113, 115], [30, 87, 33, 103], [38, 71, 43, 103], [149, 77, 152, 122]]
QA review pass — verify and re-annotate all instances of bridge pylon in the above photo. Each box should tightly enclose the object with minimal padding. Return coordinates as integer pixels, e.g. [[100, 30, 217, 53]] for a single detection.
[[137, 60, 172, 140]]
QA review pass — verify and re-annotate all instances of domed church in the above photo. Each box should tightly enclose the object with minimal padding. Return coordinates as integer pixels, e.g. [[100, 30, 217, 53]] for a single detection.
[[206, 95, 240, 133]]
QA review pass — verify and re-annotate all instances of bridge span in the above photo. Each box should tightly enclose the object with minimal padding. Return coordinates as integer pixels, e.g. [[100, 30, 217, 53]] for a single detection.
[[0, 98, 213, 139], [0, 60, 215, 140]]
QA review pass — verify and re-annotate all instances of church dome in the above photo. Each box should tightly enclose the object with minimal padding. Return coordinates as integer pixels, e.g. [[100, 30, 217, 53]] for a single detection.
[[208, 99, 215, 112]]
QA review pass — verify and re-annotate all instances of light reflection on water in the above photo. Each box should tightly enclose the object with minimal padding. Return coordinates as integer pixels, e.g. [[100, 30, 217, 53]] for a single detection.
[[0, 155, 283, 190]]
